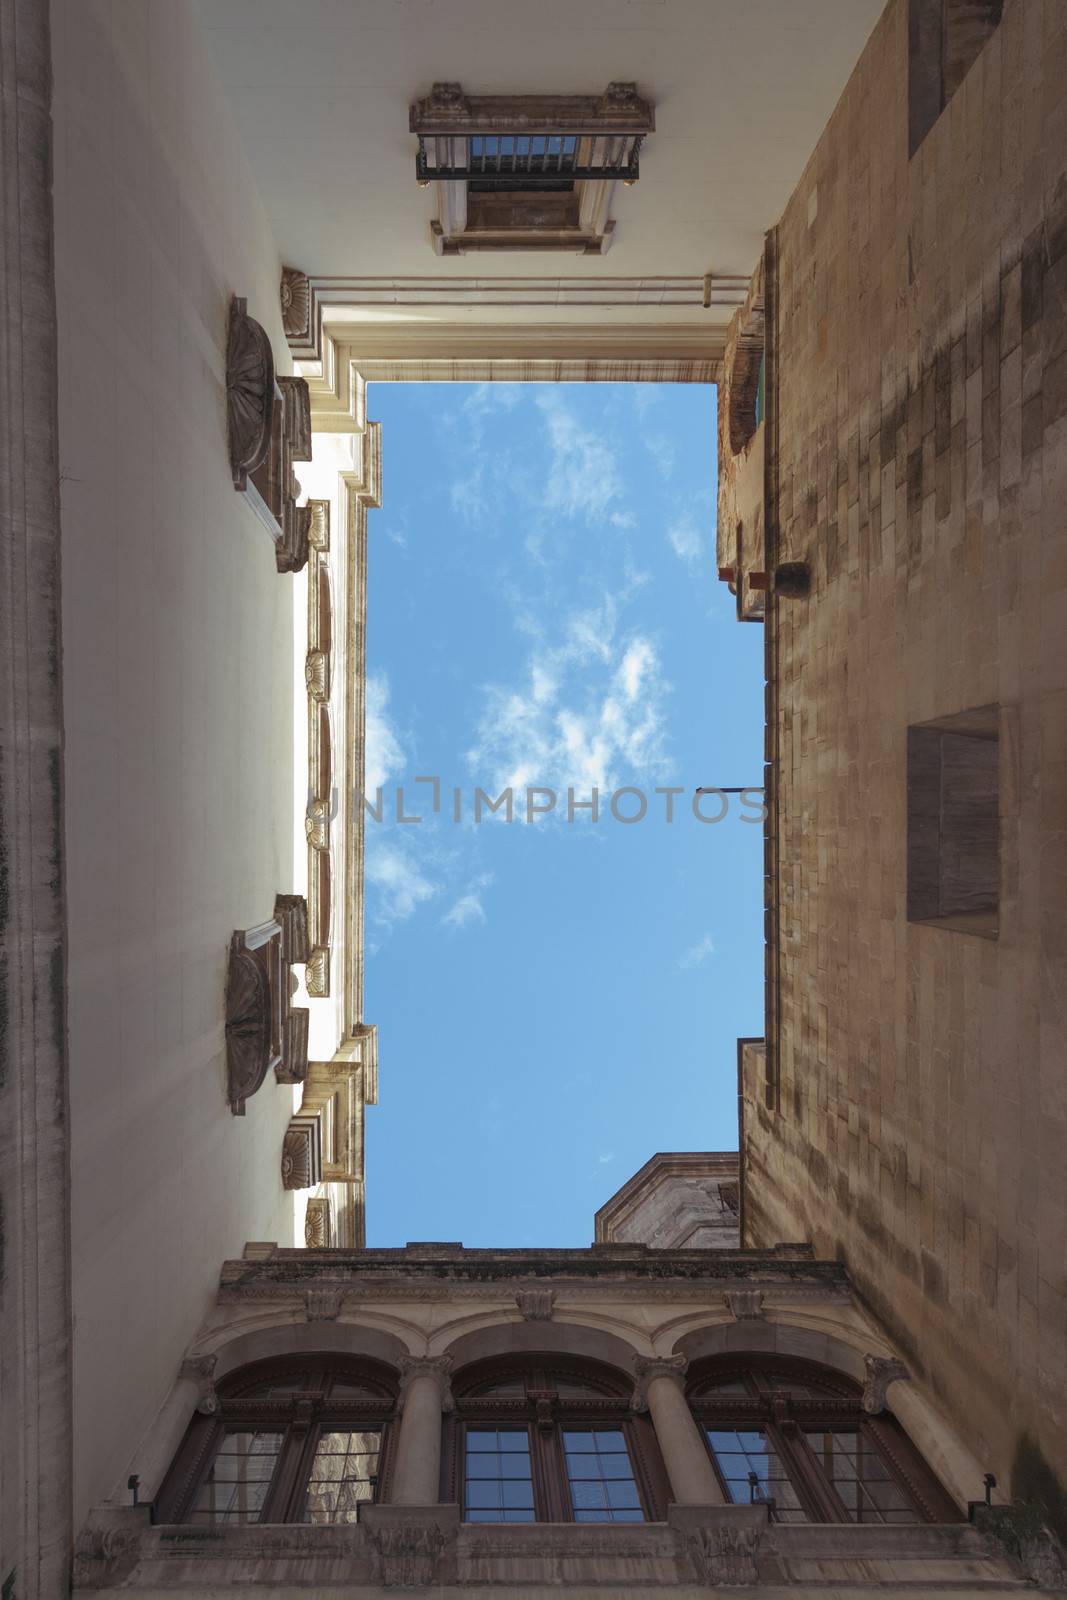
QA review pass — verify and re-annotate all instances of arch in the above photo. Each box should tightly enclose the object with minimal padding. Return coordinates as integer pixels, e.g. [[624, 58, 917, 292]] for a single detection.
[[453, 1349, 633, 1400], [671, 1316, 868, 1385], [206, 1317, 411, 1382], [440, 1316, 642, 1376]]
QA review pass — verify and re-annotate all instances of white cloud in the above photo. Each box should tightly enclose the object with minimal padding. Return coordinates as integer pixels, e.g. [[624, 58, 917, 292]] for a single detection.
[[598, 1152, 616, 1165], [365, 672, 404, 794], [366, 843, 437, 929], [441, 872, 494, 931], [679, 933, 716, 970], [667, 514, 704, 565], [536, 391, 622, 523], [467, 591, 672, 809]]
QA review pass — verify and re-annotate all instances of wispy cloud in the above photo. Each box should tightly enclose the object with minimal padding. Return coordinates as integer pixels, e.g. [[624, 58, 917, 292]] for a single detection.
[[679, 933, 716, 970], [536, 391, 622, 524], [442, 872, 494, 931], [365, 672, 405, 794], [666, 513, 705, 565], [467, 588, 672, 808], [366, 843, 438, 931]]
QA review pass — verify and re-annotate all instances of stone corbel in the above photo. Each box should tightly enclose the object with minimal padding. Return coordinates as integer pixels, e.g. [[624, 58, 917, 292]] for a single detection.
[[280, 267, 311, 344], [305, 501, 334, 996], [862, 1354, 910, 1414], [281, 1112, 323, 1191], [226, 295, 313, 573], [226, 895, 309, 1112], [304, 1195, 332, 1248], [725, 1288, 765, 1321], [180, 1355, 219, 1416], [515, 1288, 555, 1322], [631, 1353, 688, 1412]]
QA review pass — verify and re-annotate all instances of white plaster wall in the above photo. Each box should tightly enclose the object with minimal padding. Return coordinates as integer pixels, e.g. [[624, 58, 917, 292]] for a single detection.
[[52, 0, 298, 1522]]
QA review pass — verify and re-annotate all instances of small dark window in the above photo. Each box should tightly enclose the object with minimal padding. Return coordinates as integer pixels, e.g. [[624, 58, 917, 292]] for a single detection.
[[907, 706, 999, 938], [909, 0, 1004, 155]]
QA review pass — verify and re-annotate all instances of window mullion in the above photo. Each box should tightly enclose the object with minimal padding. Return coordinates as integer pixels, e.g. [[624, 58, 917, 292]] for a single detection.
[[268, 1421, 319, 1524]]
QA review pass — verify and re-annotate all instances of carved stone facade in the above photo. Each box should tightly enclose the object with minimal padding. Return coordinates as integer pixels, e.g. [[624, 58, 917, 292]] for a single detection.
[[225, 896, 310, 1113], [226, 296, 313, 571]]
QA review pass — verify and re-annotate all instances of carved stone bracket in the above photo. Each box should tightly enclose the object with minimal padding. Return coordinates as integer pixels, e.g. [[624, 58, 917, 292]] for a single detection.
[[397, 1355, 454, 1414], [515, 1288, 555, 1322], [282, 1112, 323, 1191], [280, 266, 311, 343], [304, 1195, 332, 1249], [725, 1288, 765, 1321], [180, 1354, 219, 1416], [631, 1353, 688, 1411], [862, 1353, 910, 1414], [226, 295, 313, 573], [226, 895, 310, 1113], [227, 297, 276, 489]]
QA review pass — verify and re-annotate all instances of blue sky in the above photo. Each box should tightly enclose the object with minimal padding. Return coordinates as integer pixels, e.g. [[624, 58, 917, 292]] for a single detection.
[[362, 382, 764, 1247]]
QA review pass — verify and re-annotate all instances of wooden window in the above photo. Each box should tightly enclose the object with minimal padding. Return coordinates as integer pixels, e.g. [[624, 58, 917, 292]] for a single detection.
[[447, 1356, 668, 1523], [155, 1357, 397, 1525], [907, 705, 999, 938], [688, 1356, 960, 1525], [909, 0, 1004, 155]]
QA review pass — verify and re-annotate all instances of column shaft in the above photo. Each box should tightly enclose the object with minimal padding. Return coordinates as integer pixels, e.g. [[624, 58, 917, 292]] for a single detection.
[[645, 1374, 726, 1505], [390, 1373, 445, 1505]]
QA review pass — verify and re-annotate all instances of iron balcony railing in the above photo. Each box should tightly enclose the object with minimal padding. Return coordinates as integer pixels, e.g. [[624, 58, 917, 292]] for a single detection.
[[416, 132, 644, 187]]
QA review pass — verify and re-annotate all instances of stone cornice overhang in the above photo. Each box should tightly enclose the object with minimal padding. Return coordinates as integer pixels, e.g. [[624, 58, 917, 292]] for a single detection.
[[217, 1244, 849, 1303]]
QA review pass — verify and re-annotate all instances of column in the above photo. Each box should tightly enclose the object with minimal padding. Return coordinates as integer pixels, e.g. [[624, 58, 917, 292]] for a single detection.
[[634, 1356, 726, 1505], [390, 1355, 453, 1505], [0, 3, 72, 1598]]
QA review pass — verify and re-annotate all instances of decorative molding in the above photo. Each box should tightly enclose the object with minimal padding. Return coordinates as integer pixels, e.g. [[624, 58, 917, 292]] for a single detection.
[[685, 1523, 761, 1586], [366, 1519, 449, 1588], [282, 1114, 323, 1191], [304, 1283, 347, 1322], [409, 82, 654, 136], [280, 266, 311, 343], [180, 1355, 219, 1416], [397, 1354, 454, 1413], [631, 1353, 688, 1410], [725, 1288, 765, 1321], [305, 1196, 332, 1249], [305, 945, 330, 998], [515, 1288, 555, 1322], [226, 296, 275, 488], [862, 1353, 910, 1414], [305, 502, 334, 993], [274, 893, 310, 965]]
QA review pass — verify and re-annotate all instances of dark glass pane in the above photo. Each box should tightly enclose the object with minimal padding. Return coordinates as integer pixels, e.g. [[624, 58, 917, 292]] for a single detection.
[[607, 1480, 641, 1508], [188, 1431, 283, 1524], [705, 1427, 809, 1524], [468, 1453, 505, 1479], [303, 1429, 381, 1524], [803, 1431, 920, 1525], [571, 1480, 609, 1509], [467, 1481, 502, 1509], [464, 1431, 535, 1524], [562, 1431, 597, 1452], [562, 1430, 645, 1524], [466, 1431, 500, 1452], [502, 1479, 536, 1508]]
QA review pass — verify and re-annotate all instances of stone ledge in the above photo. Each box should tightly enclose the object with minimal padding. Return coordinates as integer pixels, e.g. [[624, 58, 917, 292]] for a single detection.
[[71, 1503, 1032, 1593]]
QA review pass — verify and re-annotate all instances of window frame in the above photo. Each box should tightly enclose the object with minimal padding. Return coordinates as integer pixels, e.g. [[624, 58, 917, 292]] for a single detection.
[[687, 1355, 960, 1526], [155, 1355, 398, 1525], [445, 1355, 669, 1523]]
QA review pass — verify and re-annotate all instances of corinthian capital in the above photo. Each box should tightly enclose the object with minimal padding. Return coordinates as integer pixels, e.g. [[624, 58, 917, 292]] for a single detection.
[[631, 1353, 688, 1411], [397, 1354, 454, 1413]]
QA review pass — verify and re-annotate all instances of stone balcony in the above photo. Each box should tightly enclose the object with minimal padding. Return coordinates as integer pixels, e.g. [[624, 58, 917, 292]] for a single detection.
[[73, 1502, 1035, 1595]]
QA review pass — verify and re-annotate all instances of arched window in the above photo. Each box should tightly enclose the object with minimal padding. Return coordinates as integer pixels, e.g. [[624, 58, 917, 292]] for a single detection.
[[687, 1356, 959, 1525], [155, 1356, 397, 1525], [447, 1356, 668, 1524]]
